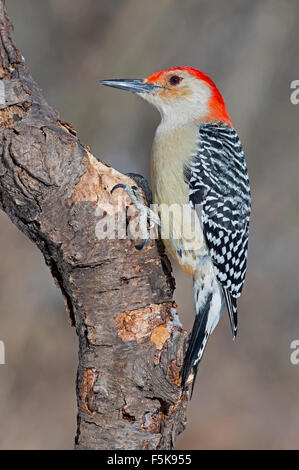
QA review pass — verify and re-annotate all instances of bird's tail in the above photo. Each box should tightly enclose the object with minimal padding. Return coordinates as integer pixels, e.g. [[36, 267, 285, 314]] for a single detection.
[[181, 271, 224, 395]]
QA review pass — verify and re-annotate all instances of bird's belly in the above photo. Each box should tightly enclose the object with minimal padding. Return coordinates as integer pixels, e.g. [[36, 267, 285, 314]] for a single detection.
[[153, 171, 208, 276], [160, 202, 207, 276]]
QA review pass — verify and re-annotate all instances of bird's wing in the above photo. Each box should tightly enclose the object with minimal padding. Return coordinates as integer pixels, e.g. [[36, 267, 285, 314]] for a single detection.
[[184, 123, 251, 337]]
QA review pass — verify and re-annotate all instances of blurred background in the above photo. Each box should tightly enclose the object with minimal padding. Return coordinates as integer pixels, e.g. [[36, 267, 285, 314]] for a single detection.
[[0, 0, 298, 449]]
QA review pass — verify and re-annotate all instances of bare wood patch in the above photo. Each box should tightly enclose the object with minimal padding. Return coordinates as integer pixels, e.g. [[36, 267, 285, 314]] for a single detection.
[[80, 368, 96, 416]]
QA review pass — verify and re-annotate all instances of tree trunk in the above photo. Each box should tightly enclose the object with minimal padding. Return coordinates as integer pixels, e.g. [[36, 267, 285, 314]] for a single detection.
[[0, 0, 188, 450]]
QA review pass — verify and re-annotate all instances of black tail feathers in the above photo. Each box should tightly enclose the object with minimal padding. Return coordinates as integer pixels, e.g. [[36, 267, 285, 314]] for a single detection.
[[180, 292, 213, 396], [223, 288, 238, 339]]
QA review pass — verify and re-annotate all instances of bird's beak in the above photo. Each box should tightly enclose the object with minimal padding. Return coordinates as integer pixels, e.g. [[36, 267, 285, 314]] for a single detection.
[[99, 78, 159, 94]]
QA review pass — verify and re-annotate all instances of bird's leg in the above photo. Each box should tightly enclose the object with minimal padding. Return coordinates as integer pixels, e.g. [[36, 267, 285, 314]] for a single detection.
[[111, 174, 160, 250]]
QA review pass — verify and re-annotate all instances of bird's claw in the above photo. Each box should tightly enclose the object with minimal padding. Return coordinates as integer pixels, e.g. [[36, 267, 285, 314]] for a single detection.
[[135, 239, 147, 251], [111, 183, 127, 194], [111, 183, 160, 249]]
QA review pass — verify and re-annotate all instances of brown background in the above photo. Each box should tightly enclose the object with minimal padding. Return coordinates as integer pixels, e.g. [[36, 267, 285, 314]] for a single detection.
[[0, 0, 299, 449]]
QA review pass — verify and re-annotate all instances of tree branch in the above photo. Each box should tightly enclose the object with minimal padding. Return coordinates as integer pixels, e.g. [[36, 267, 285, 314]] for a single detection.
[[0, 0, 188, 450]]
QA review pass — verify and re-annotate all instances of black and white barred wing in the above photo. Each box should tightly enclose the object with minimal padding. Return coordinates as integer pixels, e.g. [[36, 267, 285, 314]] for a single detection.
[[185, 123, 251, 336]]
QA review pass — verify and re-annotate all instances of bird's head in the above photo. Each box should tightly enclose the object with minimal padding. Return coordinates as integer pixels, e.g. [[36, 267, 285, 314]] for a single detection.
[[100, 67, 231, 129]]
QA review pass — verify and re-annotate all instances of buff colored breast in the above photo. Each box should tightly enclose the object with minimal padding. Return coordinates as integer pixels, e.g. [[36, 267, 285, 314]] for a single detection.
[[150, 123, 208, 275]]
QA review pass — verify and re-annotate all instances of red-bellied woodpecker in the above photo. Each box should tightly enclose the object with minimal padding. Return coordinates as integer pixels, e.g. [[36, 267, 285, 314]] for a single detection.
[[100, 67, 251, 394]]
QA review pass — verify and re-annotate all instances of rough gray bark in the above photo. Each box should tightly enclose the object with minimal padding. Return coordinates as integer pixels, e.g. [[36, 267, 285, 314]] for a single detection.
[[0, 0, 188, 449]]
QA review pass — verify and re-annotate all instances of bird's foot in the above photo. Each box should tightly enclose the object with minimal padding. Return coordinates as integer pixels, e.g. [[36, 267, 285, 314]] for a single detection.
[[111, 182, 160, 249]]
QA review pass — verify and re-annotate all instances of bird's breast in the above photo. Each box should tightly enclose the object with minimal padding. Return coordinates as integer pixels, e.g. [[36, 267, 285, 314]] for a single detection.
[[151, 123, 198, 207], [150, 123, 207, 274]]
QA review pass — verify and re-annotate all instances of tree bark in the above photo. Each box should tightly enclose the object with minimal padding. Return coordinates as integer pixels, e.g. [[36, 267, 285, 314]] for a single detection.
[[0, 0, 188, 450]]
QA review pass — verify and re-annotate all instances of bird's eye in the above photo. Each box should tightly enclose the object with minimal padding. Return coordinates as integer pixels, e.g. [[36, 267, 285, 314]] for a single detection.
[[168, 75, 183, 86]]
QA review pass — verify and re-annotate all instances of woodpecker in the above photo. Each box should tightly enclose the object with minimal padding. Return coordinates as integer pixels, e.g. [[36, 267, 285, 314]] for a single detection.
[[100, 67, 251, 394]]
